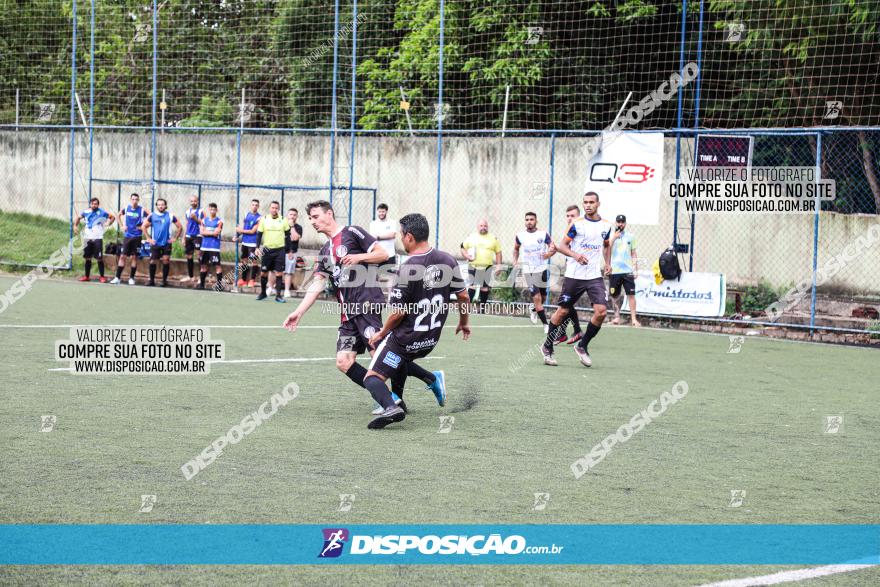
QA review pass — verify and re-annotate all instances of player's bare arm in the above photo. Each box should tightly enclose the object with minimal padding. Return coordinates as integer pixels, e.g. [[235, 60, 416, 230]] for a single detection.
[[455, 290, 472, 340], [556, 235, 587, 265], [368, 309, 407, 349], [106, 211, 116, 227], [282, 274, 325, 332]]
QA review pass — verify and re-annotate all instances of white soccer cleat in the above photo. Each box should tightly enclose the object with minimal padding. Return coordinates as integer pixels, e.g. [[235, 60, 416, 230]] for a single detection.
[[541, 345, 558, 366], [180, 276, 191, 283], [574, 345, 592, 367], [543, 324, 550, 334], [128, 278, 136, 285], [109, 277, 120, 284], [530, 307, 539, 325], [267, 287, 276, 296], [283, 290, 291, 298]]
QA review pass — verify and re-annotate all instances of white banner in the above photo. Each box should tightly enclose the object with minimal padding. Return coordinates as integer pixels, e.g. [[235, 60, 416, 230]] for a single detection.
[[622, 271, 726, 317], [584, 132, 665, 225]]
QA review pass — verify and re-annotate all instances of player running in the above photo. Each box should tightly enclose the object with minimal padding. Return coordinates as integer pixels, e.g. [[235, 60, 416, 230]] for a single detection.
[[282, 201, 444, 412], [197, 203, 224, 290], [365, 213, 471, 429], [74, 197, 115, 283], [512, 211, 555, 332], [142, 198, 183, 287], [111, 193, 149, 285], [181, 195, 204, 283], [255, 201, 289, 303], [234, 199, 261, 288], [541, 192, 612, 367], [554, 205, 585, 345]]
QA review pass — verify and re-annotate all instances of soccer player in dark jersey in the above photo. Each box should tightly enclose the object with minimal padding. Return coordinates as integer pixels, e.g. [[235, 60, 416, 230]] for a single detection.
[[282, 201, 442, 412], [142, 198, 183, 287], [364, 213, 471, 429], [234, 198, 262, 288], [111, 193, 149, 285]]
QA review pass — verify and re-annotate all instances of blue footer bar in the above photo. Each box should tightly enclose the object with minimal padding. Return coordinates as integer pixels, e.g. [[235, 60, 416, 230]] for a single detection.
[[1, 525, 878, 565]]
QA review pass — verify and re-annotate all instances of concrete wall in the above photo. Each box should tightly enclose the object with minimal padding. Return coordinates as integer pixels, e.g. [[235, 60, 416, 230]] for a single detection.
[[2, 131, 878, 295]]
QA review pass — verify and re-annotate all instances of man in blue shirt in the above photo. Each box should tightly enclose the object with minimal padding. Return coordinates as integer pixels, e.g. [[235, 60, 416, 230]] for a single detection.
[[181, 195, 204, 283], [198, 203, 224, 291], [143, 198, 183, 287], [73, 197, 115, 282], [233, 198, 261, 288], [112, 193, 150, 285]]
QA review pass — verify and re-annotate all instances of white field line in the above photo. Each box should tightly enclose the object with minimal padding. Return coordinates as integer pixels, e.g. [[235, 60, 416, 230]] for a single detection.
[[696, 564, 876, 587], [48, 355, 445, 372], [3, 324, 535, 329]]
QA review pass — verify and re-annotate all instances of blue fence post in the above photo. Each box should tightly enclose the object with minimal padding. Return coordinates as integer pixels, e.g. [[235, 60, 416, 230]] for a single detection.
[[233, 130, 243, 291], [347, 0, 358, 219], [67, 0, 78, 270], [150, 0, 158, 210], [434, 0, 445, 248], [672, 0, 689, 250], [372, 189, 377, 220], [809, 132, 822, 337], [328, 0, 341, 205], [280, 188, 285, 212], [548, 133, 556, 236], [87, 0, 95, 201]]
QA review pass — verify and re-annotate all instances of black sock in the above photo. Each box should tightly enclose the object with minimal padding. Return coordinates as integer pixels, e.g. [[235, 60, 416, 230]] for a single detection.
[[275, 275, 283, 296], [469, 288, 477, 302], [241, 266, 250, 282], [216, 272, 224, 289], [115, 265, 123, 279], [390, 368, 407, 399], [84, 259, 92, 278], [149, 264, 156, 282], [162, 264, 169, 282], [260, 276, 268, 295], [364, 375, 396, 410], [98, 261, 104, 277], [345, 362, 368, 389], [406, 362, 436, 385], [570, 310, 581, 333], [478, 288, 490, 305], [579, 321, 602, 351], [544, 320, 563, 348], [200, 271, 207, 287], [129, 266, 136, 279], [187, 257, 194, 278], [537, 309, 547, 324]]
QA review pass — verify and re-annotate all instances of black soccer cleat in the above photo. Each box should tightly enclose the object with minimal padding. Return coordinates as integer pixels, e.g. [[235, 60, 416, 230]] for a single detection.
[[367, 405, 406, 429]]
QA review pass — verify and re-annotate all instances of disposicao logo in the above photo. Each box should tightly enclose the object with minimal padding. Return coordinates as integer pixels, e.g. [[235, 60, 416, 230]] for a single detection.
[[319, 528, 349, 558]]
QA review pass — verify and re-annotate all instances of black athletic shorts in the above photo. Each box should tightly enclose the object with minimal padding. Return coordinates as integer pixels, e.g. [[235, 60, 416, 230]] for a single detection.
[[524, 269, 550, 297], [468, 266, 492, 289], [150, 245, 172, 260], [609, 273, 636, 296], [200, 250, 221, 265], [184, 235, 202, 255], [557, 277, 608, 309], [83, 239, 103, 259], [336, 313, 383, 355], [368, 333, 412, 380], [241, 244, 258, 260], [122, 236, 142, 257], [260, 247, 285, 273]]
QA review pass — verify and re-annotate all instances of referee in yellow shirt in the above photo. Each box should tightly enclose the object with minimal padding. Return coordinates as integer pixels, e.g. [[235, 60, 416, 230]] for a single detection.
[[460, 219, 502, 313], [256, 200, 290, 302]]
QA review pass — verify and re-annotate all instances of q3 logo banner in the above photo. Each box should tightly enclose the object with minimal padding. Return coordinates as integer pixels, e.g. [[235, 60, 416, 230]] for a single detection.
[[584, 131, 665, 225]]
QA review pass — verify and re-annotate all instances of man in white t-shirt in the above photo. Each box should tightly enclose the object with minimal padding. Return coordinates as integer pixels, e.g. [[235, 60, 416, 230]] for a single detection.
[[512, 211, 555, 331], [369, 203, 398, 289], [541, 191, 612, 368]]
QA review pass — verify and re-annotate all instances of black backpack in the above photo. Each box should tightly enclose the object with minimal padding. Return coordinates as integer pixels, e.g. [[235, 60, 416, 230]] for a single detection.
[[658, 247, 681, 280]]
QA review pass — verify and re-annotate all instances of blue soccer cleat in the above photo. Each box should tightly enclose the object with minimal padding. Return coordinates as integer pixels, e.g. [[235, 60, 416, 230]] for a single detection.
[[427, 370, 446, 407]]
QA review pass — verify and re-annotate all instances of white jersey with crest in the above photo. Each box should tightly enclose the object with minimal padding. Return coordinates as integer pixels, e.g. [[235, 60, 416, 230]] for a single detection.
[[515, 229, 551, 274], [564, 216, 612, 281]]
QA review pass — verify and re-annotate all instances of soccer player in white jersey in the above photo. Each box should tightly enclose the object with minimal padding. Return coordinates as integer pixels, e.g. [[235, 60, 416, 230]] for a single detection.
[[541, 192, 612, 367], [512, 212, 555, 331]]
